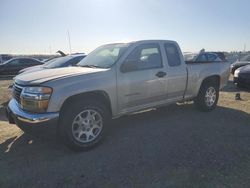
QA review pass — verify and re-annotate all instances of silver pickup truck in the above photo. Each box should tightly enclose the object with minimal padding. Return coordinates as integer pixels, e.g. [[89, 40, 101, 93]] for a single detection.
[[6, 40, 230, 150]]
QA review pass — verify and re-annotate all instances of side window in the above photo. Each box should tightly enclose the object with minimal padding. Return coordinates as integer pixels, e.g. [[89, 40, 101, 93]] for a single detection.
[[196, 54, 207, 62], [29, 59, 39, 65], [164, 43, 181, 67], [9, 59, 20, 66], [20, 59, 33, 65], [121, 43, 162, 72]]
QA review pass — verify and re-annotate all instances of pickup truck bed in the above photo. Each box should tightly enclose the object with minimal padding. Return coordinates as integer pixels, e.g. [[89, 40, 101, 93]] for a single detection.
[[185, 62, 230, 100]]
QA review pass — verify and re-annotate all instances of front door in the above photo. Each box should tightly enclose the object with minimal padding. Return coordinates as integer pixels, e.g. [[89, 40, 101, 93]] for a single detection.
[[117, 43, 168, 113]]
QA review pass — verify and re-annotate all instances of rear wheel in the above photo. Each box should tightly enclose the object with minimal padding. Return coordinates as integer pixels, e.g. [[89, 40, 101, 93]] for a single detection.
[[194, 82, 219, 111], [60, 100, 109, 151]]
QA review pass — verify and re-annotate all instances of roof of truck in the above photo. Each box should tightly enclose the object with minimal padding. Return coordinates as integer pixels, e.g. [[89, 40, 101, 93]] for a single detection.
[[131, 39, 177, 44]]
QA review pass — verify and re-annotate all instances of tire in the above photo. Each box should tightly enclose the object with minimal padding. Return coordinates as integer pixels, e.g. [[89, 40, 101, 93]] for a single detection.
[[194, 81, 219, 112], [59, 100, 109, 151]]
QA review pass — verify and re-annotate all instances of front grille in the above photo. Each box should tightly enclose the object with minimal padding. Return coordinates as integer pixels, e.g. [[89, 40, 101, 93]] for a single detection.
[[13, 84, 23, 103]]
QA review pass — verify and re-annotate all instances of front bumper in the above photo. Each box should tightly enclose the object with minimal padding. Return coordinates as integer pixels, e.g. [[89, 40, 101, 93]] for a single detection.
[[6, 99, 59, 130], [233, 77, 250, 85], [233, 76, 250, 87]]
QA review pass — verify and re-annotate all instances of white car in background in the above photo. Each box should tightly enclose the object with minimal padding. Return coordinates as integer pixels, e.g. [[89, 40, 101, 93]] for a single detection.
[[18, 54, 86, 75], [184, 52, 225, 63]]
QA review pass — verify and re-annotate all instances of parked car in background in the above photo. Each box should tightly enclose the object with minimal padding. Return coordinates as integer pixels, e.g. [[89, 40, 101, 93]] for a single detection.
[[214, 52, 227, 61], [230, 54, 250, 74], [41, 50, 67, 62], [0, 57, 43, 76], [234, 64, 250, 88], [184, 52, 225, 63], [18, 54, 86, 75], [0, 54, 13, 64], [6, 40, 230, 151]]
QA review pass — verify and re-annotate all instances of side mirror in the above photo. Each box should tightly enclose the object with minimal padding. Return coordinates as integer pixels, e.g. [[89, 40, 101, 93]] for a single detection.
[[120, 60, 137, 73]]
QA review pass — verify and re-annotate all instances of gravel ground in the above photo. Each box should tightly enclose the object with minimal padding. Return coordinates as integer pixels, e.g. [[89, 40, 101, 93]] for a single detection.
[[0, 77, 12, 107], [0, 79, 250, 188]]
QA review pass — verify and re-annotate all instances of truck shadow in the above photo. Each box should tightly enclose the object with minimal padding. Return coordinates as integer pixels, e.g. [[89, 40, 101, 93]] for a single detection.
[[0, 105, 8, 122], [1, 104, 250, 187], [1, 104, 250, 154]]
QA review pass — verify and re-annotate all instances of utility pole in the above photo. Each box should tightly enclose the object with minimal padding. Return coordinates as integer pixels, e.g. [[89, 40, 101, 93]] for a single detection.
[[67, 30, 72, 54]]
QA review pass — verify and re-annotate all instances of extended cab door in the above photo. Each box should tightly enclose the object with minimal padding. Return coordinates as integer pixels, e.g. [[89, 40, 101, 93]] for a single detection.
[[117, 43, 168, 113], [163, 42, 187, 100]]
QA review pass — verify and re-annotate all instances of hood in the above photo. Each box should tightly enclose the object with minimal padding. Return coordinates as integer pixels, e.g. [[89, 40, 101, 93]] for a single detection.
[[239, 64, 250, 74], [231, 61, 250, 67], [15, 67, 107, 85], [19, 65, 44, 74]]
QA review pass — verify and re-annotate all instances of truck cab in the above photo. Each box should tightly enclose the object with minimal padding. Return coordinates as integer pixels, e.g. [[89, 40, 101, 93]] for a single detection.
[[116, 40, 187, 114]]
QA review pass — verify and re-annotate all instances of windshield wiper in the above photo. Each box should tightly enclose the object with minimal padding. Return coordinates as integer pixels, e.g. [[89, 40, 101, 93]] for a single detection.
[[80, 65, 102, 68]]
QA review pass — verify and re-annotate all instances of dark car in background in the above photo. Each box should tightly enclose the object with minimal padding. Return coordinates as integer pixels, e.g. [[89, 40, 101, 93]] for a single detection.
[[230, 54, 250, 74], [0, 57, 43, 76], [233, 64, 250, 88], [18, 54, 86, 74]]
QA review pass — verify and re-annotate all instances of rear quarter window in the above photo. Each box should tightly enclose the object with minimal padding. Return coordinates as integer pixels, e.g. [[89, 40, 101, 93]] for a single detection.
[[164, 43, 181, 67]]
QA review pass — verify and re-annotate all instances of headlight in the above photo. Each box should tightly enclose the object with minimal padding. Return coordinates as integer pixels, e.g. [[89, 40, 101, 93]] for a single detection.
[[234, 69, 240, 78], [20, 86, 52, 113]]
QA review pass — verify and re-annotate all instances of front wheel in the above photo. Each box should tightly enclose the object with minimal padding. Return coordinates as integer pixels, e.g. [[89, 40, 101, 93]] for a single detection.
[[194, 82, 219, 111], [60, 100, 109, 151]]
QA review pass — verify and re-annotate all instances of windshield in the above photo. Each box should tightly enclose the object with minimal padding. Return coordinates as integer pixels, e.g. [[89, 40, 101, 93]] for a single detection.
[[2, 58, 14, 65], [43, 58, 59, 66], [77, 43, 130, 68], [43, 56, 76, 68]]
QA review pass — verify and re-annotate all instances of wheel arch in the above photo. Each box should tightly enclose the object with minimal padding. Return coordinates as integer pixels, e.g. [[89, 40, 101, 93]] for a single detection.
[[59, 90, 112, 119], [200, 75, 220, 90], [194, 75, 220, 111]]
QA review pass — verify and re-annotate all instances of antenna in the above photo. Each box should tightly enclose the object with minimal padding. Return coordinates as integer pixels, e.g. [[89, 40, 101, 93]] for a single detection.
[[67, 30, 72, 54]]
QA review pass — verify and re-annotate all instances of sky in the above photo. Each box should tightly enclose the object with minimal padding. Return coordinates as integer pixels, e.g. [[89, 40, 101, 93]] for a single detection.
[[0, 0, 250, 54]]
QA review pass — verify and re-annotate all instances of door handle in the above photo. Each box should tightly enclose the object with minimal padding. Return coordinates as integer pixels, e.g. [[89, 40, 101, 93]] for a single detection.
[[156, 71, 167, 78]]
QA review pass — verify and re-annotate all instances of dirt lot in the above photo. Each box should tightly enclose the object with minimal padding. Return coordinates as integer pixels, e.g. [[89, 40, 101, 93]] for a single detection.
[[0, 78, 250, 188]]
